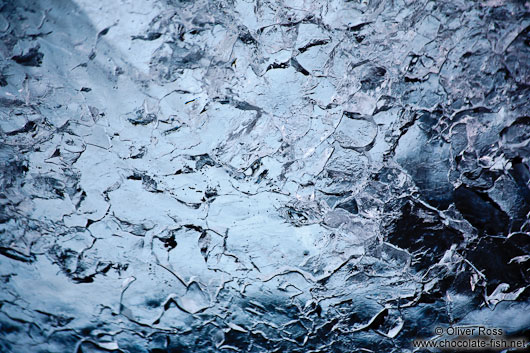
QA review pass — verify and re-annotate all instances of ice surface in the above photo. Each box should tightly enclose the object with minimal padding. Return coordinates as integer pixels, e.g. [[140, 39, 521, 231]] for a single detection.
[[1, 0, 529, 352]]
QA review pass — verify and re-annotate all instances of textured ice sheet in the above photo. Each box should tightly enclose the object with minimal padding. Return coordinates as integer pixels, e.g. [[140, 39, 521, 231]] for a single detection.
[[0, 0, 529, 352]]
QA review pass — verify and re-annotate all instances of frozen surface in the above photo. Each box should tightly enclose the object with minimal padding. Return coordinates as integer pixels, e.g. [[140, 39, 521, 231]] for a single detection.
[[0, 0, 529, 352]]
